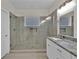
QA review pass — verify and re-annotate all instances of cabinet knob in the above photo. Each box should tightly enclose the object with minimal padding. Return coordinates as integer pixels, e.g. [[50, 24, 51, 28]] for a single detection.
[[56, 57, 59, 59], [57, 49, 62, 53], [48, 44, 50, 46], [13, 28, 16, 31], [5, 34, 8, 37]]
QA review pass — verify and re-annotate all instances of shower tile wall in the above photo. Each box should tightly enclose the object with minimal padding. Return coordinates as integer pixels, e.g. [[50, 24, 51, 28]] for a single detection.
[[10, 16, 49, 50]]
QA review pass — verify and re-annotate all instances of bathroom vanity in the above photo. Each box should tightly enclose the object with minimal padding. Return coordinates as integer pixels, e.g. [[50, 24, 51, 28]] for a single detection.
[[47, 37, 77, 59]]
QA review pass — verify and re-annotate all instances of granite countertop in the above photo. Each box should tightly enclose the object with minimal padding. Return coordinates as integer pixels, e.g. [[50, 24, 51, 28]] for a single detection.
[[48, 37, 77, 57]]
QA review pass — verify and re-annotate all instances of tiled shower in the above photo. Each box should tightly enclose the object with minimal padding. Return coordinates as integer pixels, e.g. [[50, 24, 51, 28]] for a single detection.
[[10, 14, 50, 50], [10, 10, 57, 50]]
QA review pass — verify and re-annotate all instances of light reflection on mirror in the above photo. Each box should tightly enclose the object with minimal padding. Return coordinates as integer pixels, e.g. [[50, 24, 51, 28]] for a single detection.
[[40, 16, 51, 25]]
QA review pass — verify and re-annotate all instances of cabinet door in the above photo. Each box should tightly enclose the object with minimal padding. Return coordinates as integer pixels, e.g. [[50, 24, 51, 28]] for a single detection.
[[51, 41, 58, 59], [47, 39, 53, 59], [72, 55, 77, 59], [47, 42, 52, 59], [55, 46, 64, 59], [55, 44, 72, 59], [47, 39, 57, 59], [55, 54, 63, 59]]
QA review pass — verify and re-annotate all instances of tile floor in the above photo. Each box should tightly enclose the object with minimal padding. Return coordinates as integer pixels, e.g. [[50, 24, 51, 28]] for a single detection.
[[2, 52, 48, 59]]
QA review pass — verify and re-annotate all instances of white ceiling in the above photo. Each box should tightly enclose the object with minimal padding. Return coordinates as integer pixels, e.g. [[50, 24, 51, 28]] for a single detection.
[[2, 0, 67, 16], [9, 0, 55, 9]]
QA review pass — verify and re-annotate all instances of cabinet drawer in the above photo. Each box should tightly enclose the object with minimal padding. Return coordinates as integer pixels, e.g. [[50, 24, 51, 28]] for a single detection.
[[72, 55, 77, 59], [55, 45, 72, 59]]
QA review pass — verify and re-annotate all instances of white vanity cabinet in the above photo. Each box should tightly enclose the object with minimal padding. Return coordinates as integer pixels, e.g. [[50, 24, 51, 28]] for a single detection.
[[47, 38, 76, 59], [47, 39, 63, 59]]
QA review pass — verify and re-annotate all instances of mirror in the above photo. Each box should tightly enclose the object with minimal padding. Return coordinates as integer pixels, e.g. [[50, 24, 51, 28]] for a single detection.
[[57, 0, 76, 37], [59, 11, 74, 36]]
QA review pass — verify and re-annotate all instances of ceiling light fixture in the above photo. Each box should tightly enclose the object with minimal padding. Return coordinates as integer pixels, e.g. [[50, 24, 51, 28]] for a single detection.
[[58, 0, 76, 15], [46, 16, 51, 20]]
